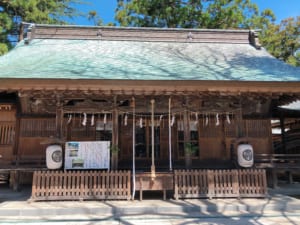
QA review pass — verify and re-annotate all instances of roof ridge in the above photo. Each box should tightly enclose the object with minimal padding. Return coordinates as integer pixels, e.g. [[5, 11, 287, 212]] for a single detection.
[[20, 22, 252, 45]]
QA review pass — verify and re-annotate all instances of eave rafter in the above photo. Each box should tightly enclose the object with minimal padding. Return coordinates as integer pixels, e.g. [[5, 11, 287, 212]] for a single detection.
[[1, 79, 299, 115]]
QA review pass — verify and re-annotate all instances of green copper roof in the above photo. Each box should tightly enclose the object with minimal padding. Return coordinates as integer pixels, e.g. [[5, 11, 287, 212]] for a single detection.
[[0, 38, 299, 81]]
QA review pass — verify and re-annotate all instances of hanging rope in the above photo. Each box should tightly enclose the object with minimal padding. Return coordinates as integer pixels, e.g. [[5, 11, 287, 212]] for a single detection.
[[150, 99, 156, 181], [131, 97, 136, 200], [168, 97, 172, 171]]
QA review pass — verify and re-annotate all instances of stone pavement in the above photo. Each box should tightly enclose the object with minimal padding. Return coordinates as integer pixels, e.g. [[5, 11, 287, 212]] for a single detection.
[[1, 184, 300, 224]]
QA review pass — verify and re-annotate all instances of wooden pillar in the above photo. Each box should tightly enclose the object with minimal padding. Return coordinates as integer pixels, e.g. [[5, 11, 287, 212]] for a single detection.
[[18, 92, 31, 114], [168, 97, 172, 171], [111, 96, 119, 170], [287, 171, 293, 184], [18, 23, 24, 41], [183, 107, 191, 169], [56, 106, 63, 139], [221, 115, 227, 159], [280, 115, 286, 154], [9, 170, 20, 191], [272, 169, 278, 189], [132, 97, 136, 200], [150, 99, 156, 180]]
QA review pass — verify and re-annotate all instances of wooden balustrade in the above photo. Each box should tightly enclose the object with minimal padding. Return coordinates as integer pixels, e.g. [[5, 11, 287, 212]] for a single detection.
[[0, 122, 15, 145], [255, 154, 300, 168], [238, 169, 267, 197], [29, 169, 267, 201], [174, 169, 267, 199], [31, 170, 131, 201]]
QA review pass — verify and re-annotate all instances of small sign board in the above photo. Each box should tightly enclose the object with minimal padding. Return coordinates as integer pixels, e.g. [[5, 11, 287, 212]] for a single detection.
[[64, 141, 110, 170]]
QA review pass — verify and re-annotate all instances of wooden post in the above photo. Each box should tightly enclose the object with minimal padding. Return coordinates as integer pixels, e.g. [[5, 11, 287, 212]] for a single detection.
[[55, 98, 63, 139], [150, 99, 156, 180], [9, 170, 20, 191], [19, 23, 24, 42], [221, 115, 227, 159], [112, 96, 119, 170], [280, 115, 286, 154], [272, 169, 278, 189], [168, 97, 172, 171], [183, 109, 191, 169], [132, 97, 136, 200], [287, 171, 293, 184]]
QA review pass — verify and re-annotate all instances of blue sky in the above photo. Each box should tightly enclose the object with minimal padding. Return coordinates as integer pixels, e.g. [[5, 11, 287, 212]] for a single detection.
[[71, 0, 299, 25]]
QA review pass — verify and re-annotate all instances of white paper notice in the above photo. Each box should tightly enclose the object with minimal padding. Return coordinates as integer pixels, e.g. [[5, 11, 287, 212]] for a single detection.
[[64, 141, 110, 169]]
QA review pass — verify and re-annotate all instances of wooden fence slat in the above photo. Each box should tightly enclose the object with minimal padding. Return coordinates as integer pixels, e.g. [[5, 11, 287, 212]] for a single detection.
[[31, 170, 131, 201], [174, 169, 267, 199], [31, 169, 267, 201]]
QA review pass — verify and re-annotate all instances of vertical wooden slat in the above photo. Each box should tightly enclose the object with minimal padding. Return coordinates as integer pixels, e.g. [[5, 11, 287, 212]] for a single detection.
[[173, 169, 266, 199]]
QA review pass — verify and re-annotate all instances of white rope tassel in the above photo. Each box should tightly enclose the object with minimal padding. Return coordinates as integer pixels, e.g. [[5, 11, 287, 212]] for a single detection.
[[194, 112, 198, 125], [67, 114, 72, 124], [226, 113, 231, 124], [215, 113, 220, 126]]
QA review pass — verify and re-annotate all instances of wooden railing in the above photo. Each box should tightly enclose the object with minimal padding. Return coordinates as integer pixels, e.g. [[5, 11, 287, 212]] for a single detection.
[[31, 170, 131, 201], [238, 169, 267, 197], [174, 169, 267, 199], [0, 122, 15, 145], [255, 154, 300, 168], [0, 156, 46, 169]]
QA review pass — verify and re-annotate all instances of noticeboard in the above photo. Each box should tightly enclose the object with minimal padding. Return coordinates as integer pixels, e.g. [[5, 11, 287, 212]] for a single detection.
[[64, 141, 110, 170]]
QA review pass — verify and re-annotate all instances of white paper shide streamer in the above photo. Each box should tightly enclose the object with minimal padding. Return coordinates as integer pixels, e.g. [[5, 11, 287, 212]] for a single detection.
[[91, 114, 95, 126], [139, 117, 143, 128], [171, 115, 175, 126], [124, 114, 128, 126], [67, 114, 72, 124], [82, 113, 87, 126], [226, 113, 231, 124], [215, 113, 220, 126], [103, 113, 107, 124]]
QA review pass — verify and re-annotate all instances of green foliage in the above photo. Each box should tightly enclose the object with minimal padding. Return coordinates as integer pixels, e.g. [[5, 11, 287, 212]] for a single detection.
[[110, 145, 120, 154], [115, 0, 299, 66], [88, 10, 103, 26], [260, 16, 300, 67], [184, 142, 198, 155], [0, 0, 83, 55], [115, 0, 275, 29]]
